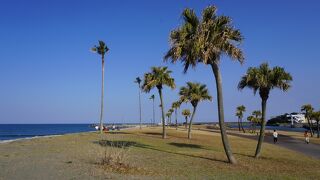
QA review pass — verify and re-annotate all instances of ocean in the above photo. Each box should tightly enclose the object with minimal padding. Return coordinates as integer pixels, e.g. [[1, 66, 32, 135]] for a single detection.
[[0, 124, 94, 142]]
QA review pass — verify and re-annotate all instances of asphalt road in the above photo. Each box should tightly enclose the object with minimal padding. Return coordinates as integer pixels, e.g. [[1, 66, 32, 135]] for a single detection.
[[201, 128, 320, 159]]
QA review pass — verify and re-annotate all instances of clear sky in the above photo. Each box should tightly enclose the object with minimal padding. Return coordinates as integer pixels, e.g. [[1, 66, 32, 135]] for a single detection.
[[0, 0, 319, 124]]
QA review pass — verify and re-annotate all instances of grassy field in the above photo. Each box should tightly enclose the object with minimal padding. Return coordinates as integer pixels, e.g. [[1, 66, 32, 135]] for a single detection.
[[0, 127, 319, 179]]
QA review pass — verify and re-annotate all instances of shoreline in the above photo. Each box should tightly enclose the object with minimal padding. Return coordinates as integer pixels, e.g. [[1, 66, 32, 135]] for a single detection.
[[0, 125, 140, 144], [0, 134, 63, 144]]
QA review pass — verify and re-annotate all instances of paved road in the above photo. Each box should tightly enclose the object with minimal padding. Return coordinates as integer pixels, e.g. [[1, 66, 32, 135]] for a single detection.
[[200, 128, 320, 159]]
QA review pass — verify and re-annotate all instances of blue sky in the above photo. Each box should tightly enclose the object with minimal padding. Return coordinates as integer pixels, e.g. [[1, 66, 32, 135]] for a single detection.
[[0, 0, 319, 124]]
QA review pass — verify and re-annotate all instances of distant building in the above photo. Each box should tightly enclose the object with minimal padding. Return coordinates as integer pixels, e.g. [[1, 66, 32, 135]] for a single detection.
[[267, 112, 307, 125], [286, 113, 307, 124]]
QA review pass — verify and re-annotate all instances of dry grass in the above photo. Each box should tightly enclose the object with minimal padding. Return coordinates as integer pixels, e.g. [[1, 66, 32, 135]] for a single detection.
[[97, 127, 320, 179], [0, 128, 319, 179]]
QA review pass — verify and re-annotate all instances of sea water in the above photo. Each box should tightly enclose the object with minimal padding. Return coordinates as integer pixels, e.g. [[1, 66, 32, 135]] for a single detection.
[[0, 124, 93, 141]]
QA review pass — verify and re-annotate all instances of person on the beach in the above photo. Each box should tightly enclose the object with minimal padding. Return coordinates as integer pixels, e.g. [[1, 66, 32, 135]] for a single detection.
[[273, 130, 278, 144], [304, 131, 310, 144]]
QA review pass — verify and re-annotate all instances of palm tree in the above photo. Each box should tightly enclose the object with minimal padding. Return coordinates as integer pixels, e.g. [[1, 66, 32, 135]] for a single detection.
[[236, 105, 246, 133], [166, 111, 171, 125], [252, 110, 262, 134], [164, 5, 244, 164], [91, 40, 109, 134], [172, 101, 181, 130], [179, 82, 212, 139], [182, 109, 191, 129], [149, 95, 155, 126], [252, 110, 262, 120], [135, 77, 142, 129], [142, 66, 175, 139], [301, 104, 314, 137], [311, 111, 320, 138], [238, 63, 292, 158], [167, 109, 174, 125], [247, 116, 255, 133]]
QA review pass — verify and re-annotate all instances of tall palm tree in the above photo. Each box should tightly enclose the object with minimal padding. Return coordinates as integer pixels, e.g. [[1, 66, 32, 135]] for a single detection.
[[164, 5, 244, 164], [236, 105, 246, 133], [182, 109, 191, 129], [149, 95, 155, 126], [301, 104, 314, 137], [238, 63, 292, 158], [172, 101, 181, 130], [142, 66, 175, 139], [134, 77, 142, 129], [179, 82, 212, 139], [91, 40, 109, 134], [311, 111, 320, 138]]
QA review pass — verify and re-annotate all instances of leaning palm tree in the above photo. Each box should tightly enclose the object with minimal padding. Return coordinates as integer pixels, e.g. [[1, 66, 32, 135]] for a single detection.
[[164, 5, 244, 164], [311, 111, 320, 138], [134, 77, 142, 129], [179, 82, 212, 139], [91, 40, 109, 134], [149, 95, 155, 126], [172, 101, 181, 130], [301, 104, 314, 137], [238, 63, 292, 158], [142, 66, 175, 139], [182, 109, 191, 129], [236, 105, 246, 133]]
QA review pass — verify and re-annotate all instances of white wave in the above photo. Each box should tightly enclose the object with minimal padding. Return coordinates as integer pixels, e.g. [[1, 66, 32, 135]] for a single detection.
[[0, 135, 62, 144]]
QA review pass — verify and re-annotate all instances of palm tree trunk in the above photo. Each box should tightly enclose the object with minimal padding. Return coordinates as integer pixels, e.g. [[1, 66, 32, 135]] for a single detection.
[[211, 63, 237, 164], [158, 88, 166, 139], [99, 55, 105, 134], [237, 117, 241, 131], [138, 84, 142, 129], [175, 109, 178, 130], [185, 117, 188, 129], [152, 98, 155, 127], [307, 116, 313, 137], [253, 122, 256, 134], [188, 106, 197, 139], [255, 99, 267, 158], [240, 118, 245, 133], [317, 120, 319, 138], [311, 119, 315, 136], [252, 123, 254, 133]]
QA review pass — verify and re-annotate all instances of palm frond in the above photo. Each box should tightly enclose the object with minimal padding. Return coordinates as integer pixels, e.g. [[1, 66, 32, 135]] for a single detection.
[[165, 5, 244, 73], [142, 66, 176, 93], [179, 82, 212, 107], [238, 63, 292, 99]]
